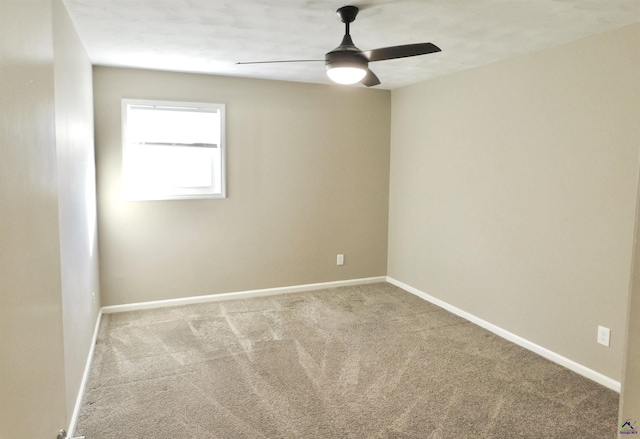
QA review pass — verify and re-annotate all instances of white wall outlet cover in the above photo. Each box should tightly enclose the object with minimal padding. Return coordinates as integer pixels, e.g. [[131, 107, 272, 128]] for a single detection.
[[597, 326, 610, 347], [337, 254, 344, 266]]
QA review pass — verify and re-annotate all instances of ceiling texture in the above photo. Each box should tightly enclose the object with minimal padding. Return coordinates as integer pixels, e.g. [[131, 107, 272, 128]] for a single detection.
[[64, 0, 640, 90]]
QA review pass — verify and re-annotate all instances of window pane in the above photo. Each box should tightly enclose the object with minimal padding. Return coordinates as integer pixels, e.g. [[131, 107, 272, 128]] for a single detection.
[[126, 144, 214, 189], [165, 147, 213, 188], [128, 107, 220, 146]]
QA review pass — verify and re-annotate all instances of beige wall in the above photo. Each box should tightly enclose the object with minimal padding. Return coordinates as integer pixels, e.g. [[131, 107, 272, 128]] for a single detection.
[[94, 67, 391, 306], [0, 0, 100, 436], [53, 0, 102, 422], [621, 179, 640, 426], [388, 23, 640, 382], [0, 1, 67, 437]]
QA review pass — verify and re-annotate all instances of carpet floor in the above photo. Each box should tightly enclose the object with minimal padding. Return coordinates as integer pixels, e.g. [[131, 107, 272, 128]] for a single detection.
[[75, 282, 619, 438]]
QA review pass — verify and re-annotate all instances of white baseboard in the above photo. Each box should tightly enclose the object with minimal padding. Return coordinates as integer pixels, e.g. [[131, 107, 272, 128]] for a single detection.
[[67, 307, 103, 437], [101, 276, 388, 314], [386, 276, 621, 392]]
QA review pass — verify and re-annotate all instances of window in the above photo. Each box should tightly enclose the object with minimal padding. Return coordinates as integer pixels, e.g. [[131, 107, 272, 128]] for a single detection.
[[122, 99, 226, 201]]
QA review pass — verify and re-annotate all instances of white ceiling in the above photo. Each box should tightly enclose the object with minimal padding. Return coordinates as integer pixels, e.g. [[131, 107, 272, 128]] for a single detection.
[[63, 0, 640, 90]]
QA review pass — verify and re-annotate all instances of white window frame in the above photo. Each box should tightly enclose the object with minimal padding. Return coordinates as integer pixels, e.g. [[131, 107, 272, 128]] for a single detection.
[[121, 99, 226, 201]]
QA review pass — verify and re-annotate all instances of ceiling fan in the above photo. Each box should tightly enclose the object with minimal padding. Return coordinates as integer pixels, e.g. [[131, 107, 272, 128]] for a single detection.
[[237, 5, 441, 87]]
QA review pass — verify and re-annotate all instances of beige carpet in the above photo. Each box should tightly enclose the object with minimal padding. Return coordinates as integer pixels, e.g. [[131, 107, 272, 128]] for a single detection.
[[75, 282, 619, 438]]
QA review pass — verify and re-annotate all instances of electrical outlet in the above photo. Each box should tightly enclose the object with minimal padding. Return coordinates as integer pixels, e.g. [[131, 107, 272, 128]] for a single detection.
[[337, 254, 344, 266], [597, 326, 610, 347]]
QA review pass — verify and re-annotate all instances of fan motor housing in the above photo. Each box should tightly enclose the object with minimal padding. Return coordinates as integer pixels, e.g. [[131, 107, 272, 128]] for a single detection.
[[325, 49, 368, 70]]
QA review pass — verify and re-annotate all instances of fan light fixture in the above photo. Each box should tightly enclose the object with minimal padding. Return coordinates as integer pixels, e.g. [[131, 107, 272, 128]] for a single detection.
[[326, 65, 367, 84]]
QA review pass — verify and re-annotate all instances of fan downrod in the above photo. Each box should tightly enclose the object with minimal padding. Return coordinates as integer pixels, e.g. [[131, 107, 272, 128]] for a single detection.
[[336, 6, 359, 24]]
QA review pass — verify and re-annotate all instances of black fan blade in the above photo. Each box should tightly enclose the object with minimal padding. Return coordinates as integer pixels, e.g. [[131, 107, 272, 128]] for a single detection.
[[236, 59, 324, 65], [364, 43, 440, 62], [361, 69, 380, 87]]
